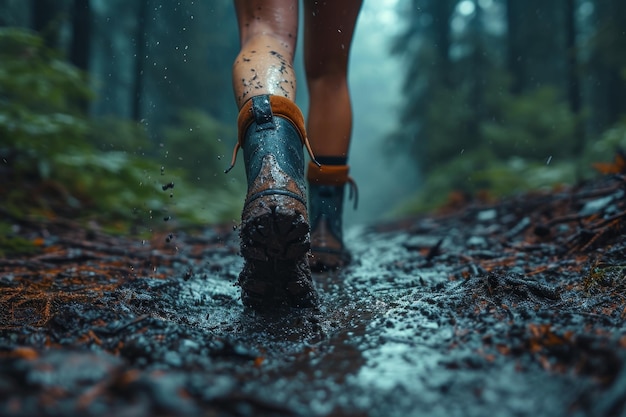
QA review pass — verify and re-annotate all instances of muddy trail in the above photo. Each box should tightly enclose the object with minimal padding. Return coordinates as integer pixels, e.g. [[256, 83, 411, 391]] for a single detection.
[[1, 174, 626, 417]]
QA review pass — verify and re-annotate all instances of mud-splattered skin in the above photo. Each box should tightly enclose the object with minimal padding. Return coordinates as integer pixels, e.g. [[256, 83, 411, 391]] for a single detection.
[[233, 2, 298, 107], [234, 45, 296, 104], [231, 0, 362, 158]]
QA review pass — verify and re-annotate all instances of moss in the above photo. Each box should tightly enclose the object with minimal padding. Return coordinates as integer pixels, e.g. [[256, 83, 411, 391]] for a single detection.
[[0, 222, 41, 257], [583, 264, 626, 294]]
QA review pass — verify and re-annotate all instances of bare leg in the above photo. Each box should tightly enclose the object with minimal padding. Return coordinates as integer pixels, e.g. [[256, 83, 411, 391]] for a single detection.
[[304, 0, 363, 157], [232, 0, 299, 108]]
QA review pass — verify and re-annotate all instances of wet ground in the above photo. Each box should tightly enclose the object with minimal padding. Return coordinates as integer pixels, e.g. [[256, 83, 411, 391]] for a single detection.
[[1, 174, 626, 417]]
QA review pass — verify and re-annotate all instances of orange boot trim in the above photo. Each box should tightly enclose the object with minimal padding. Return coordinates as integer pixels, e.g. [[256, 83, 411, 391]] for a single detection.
[[225, 96, 319, 173]]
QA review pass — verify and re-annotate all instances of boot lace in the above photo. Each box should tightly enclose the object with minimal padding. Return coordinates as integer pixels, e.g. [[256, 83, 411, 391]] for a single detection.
[[347, 176, 358, 210]]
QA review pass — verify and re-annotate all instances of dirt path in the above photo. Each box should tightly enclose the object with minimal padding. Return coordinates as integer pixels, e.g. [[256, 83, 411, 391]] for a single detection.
[[1, 175, 626, 417]]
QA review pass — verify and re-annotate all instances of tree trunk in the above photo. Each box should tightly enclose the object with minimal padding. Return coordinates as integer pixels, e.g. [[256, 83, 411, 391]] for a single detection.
[[31, 0, 65, 48], [467, 0, 486, 142], [506, 0, 567, 94], [586, 0, 626, 134], [605, 0, 626, 126], [432, 0, 454, 87], [506, 0, 523, 94], [70, 0, 90, 72], [132, 0, 149, 122], [69, 0, 90, 113], [565, 0, 583, 151]]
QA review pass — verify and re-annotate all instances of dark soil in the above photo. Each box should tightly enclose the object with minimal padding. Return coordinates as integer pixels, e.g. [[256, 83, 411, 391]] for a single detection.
[[1, 174, 626, 417]]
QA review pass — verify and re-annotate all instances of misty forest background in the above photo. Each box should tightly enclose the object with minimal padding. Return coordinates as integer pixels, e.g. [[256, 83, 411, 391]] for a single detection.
[[1, 0, 626, 237]]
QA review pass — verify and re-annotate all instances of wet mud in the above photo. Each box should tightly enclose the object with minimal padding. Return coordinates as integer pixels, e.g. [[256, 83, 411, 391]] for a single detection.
[[1, 175, 626, 417]]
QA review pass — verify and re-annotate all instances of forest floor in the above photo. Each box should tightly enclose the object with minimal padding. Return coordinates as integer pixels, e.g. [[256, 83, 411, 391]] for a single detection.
[[1, 173, 626, 417]]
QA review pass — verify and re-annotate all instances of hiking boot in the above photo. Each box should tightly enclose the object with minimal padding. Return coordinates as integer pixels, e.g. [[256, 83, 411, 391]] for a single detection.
[[227, 94, 319, 310], [307, 162, 358, 271]]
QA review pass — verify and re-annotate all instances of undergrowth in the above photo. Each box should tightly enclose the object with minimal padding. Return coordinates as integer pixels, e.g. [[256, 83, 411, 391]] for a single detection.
[[0, 28, 244, 238]]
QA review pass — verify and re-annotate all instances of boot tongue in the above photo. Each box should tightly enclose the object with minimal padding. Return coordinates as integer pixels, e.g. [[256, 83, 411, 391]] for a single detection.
[[251, 95, 275, 130]]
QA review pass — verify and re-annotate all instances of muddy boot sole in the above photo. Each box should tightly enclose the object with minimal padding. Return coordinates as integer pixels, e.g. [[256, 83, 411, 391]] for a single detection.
[[240, 194, 309, 262], [239, 194, 318, 310], [239, 255, 319, 311]]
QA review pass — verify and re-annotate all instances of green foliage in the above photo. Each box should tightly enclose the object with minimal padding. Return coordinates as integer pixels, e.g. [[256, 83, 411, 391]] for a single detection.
[[417, 85, 477, 173], [0, 29, 92, 111], [51, 149, 165, 218], [161, 109, 238, 185], [583, 117, 626, 165], [395, 152, 577, 215], [0, 28, 243, 230], [482, 87, 579, 160], [387, 1, 605, 217], [88, 116, 152, 151], [158, 108, 245, 225], [0, 27, 92, 180], [393, 84, 582, 215], [0, 29, 143, 217]]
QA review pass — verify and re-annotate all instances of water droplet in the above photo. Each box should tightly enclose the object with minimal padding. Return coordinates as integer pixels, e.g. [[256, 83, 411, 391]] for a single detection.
[[546, 155, 553, 165]]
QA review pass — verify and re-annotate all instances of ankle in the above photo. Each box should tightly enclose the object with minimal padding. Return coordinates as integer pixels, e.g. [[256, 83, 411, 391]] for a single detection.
[[306, 160, 350, 186]]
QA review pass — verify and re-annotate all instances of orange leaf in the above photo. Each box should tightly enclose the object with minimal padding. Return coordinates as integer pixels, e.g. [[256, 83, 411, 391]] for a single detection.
[[592, 151, 626, 174], [13, 347, 38, 360]]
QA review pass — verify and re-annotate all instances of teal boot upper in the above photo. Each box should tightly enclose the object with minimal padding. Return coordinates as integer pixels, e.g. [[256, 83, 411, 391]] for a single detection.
[[241, 95, 307, 208]]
